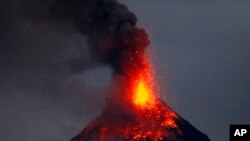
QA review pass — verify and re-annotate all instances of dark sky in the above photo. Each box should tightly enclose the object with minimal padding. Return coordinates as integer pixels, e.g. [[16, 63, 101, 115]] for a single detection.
[[0, 0, 250, 141]]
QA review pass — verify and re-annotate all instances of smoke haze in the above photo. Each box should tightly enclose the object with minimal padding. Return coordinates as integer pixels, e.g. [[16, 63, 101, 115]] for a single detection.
[[0, 0, 111, 140]]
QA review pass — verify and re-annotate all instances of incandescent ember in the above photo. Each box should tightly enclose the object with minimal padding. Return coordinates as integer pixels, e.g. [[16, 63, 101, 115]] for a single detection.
[[71, 99, 210, 141]]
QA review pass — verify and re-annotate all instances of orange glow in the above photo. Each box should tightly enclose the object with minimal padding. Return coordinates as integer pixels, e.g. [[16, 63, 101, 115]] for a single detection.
[[133, 80, 155, 107], [98, 100, 180, 140], [97, 28, 180, 140]]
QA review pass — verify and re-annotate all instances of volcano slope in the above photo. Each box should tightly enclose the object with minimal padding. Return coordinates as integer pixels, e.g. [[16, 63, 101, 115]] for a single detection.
[[70, 99, 210, 141]]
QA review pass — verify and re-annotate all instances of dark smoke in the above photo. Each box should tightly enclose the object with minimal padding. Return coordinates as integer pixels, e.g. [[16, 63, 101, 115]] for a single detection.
[[50, 0, 149, 74]]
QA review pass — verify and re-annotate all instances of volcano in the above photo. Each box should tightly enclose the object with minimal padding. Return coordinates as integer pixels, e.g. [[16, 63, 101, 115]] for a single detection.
[[50, 0, 211, 140], [71, 99, 210, 141]]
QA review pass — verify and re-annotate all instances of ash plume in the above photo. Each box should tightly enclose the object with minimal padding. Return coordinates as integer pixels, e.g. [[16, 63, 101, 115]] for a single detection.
[[50, 0, 150, 75]]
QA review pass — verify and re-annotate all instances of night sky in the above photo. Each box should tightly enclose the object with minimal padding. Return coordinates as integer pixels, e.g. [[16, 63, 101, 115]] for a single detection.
[[0, 0, 250, 141]]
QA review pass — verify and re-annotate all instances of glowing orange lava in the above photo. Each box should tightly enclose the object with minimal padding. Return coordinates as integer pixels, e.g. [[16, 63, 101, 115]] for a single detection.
[[133, 79, 155, 108], [97, 28, 180, 140]]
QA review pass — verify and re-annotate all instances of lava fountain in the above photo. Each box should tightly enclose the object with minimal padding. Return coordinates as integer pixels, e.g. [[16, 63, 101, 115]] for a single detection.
[[96, 29, 180, 140]]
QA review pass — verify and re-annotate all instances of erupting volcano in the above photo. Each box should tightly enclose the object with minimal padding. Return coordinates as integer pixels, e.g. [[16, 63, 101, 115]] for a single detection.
[[50, 0, 211, 140], [70, 27, 209, 141]]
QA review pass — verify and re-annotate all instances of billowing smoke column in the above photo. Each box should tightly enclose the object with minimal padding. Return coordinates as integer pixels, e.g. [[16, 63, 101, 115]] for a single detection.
[[50, 0, 147, 74], [50, 0, 211, 141]]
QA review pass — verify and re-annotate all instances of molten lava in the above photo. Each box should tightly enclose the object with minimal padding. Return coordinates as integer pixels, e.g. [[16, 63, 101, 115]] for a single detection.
[[96, 28, 180, 140], [133, 79, 155, 108]]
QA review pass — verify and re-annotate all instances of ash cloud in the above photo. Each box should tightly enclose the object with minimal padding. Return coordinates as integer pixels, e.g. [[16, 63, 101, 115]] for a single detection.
[[50, 0, 149, 74]]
